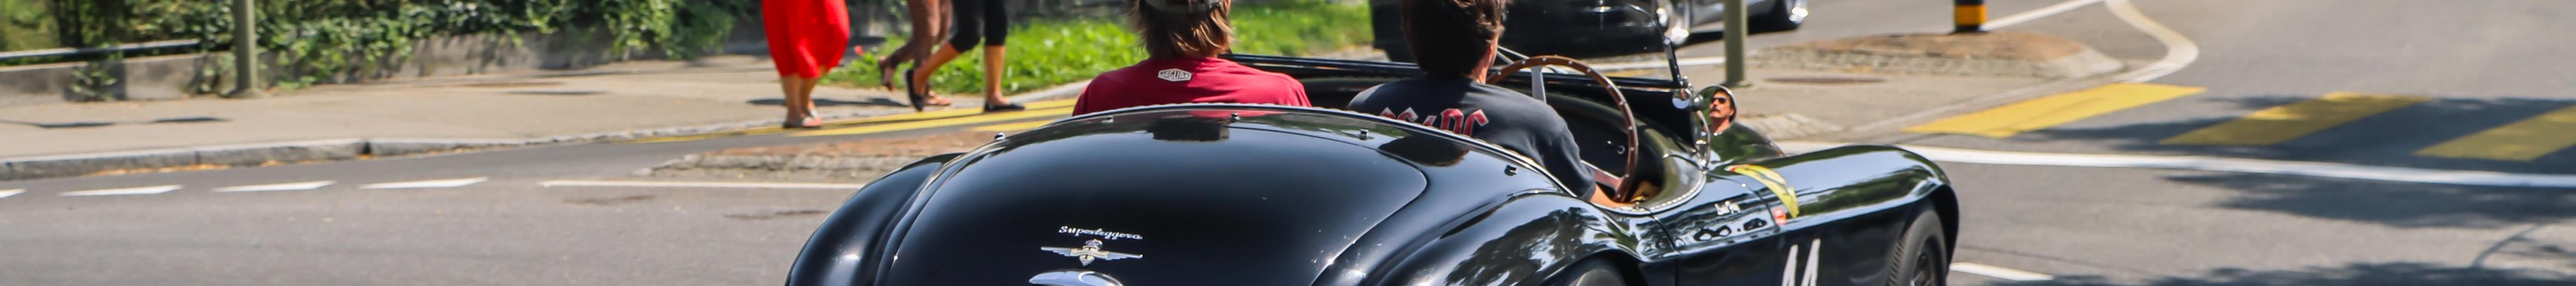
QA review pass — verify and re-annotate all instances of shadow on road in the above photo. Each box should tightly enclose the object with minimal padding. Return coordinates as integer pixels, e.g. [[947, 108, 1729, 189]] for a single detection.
[[745, 97, 908, 107], [2163, 172, 2576, 229], [1996, 262, 2572, 286], [2008, 96, 2576, 173]]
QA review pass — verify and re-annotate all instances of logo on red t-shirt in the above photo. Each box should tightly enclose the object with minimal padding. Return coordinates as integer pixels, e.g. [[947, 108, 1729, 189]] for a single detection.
[[1380, 107, 1489, 136], [1156, 69, 1192, 82]]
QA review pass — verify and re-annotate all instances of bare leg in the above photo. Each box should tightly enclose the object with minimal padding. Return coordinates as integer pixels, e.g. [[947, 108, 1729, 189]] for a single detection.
[[780, 77, 818, 127], [903, 0, 953, 106], [911, 45, 963, 105], [982, 46, 1012, 105], [888, 0, 947, 93]]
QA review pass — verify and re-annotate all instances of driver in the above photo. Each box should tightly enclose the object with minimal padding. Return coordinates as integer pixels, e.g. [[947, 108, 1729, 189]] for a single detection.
[[1072, 0, 1310, 115], [1346, 0, 1611, 201]]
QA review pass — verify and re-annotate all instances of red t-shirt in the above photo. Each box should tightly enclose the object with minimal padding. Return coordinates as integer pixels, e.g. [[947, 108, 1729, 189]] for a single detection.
[[1073, 56, 1309, 115]]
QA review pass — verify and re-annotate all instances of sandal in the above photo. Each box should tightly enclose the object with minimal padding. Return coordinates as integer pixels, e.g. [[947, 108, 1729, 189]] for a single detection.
[[783, 113, 824, 129], [902, 68, 955, 112]]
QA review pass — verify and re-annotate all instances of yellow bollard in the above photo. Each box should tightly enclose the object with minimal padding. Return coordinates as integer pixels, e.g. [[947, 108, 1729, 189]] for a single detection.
[[1953, 0, 1987, 34]]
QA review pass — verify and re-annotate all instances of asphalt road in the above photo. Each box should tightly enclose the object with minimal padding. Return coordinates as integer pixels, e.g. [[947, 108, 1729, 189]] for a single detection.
[[7, 0, 2576, 285], [1882, 0, 2576, 285]]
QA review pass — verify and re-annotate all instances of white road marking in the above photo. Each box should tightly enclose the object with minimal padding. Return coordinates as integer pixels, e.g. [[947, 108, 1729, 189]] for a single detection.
[[1952, 263, 2055, 282], [538, 180, 869, 189], [1780, 142, 2576, 189], [0, 189, 22, 199], [214, 181, 335, 192], [58, 185, 182, 197], [360, 178, 489, 189], [2105, 0, 2198, 82]]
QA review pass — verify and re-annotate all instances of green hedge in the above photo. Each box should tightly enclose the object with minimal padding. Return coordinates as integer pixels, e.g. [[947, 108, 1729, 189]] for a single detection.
[[8, 0, 751, 88], [820, 0, 1369, 97]]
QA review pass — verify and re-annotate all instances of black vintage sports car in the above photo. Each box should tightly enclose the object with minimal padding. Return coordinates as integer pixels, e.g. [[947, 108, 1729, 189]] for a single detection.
[[1372, 0, 1807, 60], [784, 35, 1954, 286]]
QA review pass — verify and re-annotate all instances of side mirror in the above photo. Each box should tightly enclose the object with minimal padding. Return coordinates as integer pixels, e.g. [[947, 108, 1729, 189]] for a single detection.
[[1696, 86, 1739, 135]]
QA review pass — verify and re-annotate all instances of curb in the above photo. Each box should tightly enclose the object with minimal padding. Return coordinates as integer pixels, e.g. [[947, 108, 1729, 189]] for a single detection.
[[0, 80, 1098, 181]]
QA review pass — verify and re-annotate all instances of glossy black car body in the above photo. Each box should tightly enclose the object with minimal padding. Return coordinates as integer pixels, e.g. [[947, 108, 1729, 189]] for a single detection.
[[1370, 0, 1806, 59], [784, 54, 1957, 285]]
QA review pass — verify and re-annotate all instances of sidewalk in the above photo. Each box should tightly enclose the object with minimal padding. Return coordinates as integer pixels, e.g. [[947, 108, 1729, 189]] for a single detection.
[[0, 55, 998, 180]]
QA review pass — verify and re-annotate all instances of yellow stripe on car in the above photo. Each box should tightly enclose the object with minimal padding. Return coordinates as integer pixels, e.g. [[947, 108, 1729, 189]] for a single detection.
[[1727, 164, 1799, 218]]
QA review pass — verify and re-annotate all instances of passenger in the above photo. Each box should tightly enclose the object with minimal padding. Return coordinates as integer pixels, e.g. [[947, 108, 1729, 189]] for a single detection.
[[1072, 0, 1310, 115], [1346, 0, 1615, 200]]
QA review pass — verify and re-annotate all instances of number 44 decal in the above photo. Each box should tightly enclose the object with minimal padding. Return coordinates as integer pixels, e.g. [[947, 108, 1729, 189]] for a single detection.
[[1782, 238, 1821, 286]]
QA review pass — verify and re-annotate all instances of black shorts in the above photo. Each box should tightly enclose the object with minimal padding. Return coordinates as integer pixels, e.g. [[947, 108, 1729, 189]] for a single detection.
[[947, 0, 1008, 49]]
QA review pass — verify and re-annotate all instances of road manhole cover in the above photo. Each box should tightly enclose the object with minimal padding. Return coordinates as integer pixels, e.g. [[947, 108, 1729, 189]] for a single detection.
[[1767, 76, 1886, 85]]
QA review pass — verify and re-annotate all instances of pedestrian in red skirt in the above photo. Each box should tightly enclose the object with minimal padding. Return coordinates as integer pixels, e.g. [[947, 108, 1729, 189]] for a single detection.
[[763, 0, 853, 128]]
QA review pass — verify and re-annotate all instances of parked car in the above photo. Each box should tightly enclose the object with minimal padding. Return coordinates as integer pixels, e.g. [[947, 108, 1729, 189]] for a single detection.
[[1372, 0, 1806, 60]]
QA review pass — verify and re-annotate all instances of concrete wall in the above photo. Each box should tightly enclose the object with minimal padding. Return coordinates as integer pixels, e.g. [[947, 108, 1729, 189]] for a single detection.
[[0, 54, 213, 105]]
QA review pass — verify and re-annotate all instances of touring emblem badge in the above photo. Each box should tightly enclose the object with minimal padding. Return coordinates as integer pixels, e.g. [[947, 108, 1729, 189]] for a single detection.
[[1157, 69, 1192, 82], [1042, 240, 1142, 265]]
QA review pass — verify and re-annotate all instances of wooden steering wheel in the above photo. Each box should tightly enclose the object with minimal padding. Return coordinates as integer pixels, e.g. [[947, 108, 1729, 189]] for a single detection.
[[1488, 55, 1646, 203]]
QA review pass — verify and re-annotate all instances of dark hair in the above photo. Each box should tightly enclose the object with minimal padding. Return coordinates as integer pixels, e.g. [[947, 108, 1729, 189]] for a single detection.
[[1131, 0, 1234, 59], [1402, 0, 1507, 77]]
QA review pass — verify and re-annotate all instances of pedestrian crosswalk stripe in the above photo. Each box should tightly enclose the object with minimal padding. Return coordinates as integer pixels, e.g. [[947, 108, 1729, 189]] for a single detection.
[[2161, 92, 2428, 146], [60, 185, 182, 197], [792, 107, 1074, 137], [968, 120, 1055, 132], [215, 181, 336, 192], [0, 189, 22, 199], [1905, 83, 2205, 138], [2415, 105, 2576, 161]]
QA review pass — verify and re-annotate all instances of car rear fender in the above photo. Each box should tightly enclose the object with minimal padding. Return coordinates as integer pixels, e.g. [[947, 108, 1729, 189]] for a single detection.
[[1370, 192, 1649, 286], [782, 153, 962, 286]]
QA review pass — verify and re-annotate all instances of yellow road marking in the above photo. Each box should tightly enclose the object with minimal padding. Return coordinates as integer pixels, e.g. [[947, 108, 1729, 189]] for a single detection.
[[2161, 92, 2428, 146], [1727, 164, 1798, 218], [2415, 105, 2576, 161], [832, 99, 1078, 126], [623, 99, 1078, 143], [792, 107, 1074, 137], [968, 120, 1055, 131], [1906, 83, 2205, 138]]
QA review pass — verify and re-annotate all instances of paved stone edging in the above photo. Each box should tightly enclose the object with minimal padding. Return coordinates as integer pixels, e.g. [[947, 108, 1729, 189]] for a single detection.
[[1751, 32, 2126, 80]]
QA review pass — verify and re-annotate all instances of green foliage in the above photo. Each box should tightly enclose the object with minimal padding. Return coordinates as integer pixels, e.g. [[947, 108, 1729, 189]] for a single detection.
[[23, 0, 754, 89], [821, 0, 1370, 97], [69, 55, 123, 102], [0, 0, 62, 55]]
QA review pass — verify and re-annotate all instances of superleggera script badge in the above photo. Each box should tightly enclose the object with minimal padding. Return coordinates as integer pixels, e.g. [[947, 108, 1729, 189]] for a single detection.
[[1059, 226, 1144, 240]]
